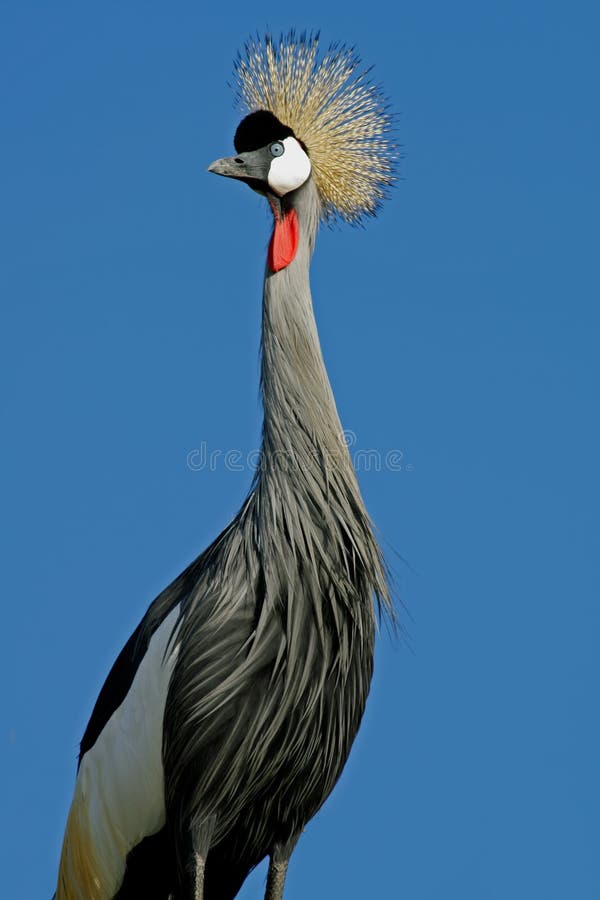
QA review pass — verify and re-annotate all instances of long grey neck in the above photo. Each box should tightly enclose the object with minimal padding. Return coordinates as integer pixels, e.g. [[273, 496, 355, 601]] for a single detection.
[[259, 178, 350, 481], [249, 175, 390, 621]]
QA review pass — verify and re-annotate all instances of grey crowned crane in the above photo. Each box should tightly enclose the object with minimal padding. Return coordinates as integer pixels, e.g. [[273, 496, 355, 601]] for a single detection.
[[56, 32, 396, 900]]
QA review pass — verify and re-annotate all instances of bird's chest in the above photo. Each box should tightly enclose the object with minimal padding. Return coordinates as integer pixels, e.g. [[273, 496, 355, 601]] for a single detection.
[[270, 618, 374, 809], [163, 565, 376, 848], [244, 593, 376, 826]]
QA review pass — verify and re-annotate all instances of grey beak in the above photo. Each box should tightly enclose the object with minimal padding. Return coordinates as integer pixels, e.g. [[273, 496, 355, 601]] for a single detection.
[[207, 156, 249, 179], [208, 147, 272, 185]]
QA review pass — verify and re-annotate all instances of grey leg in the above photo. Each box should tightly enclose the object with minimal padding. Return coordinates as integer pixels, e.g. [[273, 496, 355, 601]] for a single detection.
[[189, 816, 217, 900], [265, 834, 300, 900], [265, 859, 289, 900], [192, 855, 206, 900]]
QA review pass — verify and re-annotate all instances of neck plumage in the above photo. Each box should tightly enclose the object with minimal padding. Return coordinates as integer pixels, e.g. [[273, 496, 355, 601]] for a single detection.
[[260, 179, 345, 479], [253, 178, 390, 621]]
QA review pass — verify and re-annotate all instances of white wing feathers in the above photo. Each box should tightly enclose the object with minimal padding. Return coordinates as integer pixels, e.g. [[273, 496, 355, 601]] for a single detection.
[[56, 605, 181, 900]]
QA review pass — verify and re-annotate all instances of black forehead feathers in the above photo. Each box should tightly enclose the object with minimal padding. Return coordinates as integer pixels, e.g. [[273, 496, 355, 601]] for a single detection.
[[234, 110, 295, 153]]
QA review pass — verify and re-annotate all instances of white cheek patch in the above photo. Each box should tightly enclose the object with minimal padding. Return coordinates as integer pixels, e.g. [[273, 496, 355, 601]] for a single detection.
[[267, 136, 312, 196]]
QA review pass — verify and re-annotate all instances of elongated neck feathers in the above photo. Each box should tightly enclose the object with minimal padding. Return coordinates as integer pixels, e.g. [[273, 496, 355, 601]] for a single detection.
[[255, 178, 390, 620]]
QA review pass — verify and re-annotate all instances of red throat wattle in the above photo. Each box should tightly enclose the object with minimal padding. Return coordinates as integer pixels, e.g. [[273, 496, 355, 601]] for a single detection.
[[268, 207, 299, 273]]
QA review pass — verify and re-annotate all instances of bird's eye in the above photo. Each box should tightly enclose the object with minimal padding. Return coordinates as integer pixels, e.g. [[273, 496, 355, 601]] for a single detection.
[[270, 142, 285, 157]]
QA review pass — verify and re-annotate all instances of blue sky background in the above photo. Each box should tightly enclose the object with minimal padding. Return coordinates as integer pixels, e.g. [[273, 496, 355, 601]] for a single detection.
[[2, 2, 599, 898]]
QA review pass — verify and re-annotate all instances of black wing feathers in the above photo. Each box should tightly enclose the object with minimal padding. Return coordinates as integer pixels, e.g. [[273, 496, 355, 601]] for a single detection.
[[78, 619, 148, 764]]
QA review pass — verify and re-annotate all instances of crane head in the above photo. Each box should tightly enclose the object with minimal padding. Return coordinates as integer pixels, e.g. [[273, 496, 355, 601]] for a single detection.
[[208, 110, 312, 212], [221, 32, 397, 226]]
